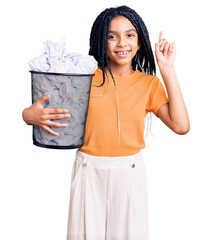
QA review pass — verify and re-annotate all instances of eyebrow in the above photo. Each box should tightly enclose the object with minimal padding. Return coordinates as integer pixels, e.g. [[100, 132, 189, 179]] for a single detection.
[[109, 29, 137, 33]]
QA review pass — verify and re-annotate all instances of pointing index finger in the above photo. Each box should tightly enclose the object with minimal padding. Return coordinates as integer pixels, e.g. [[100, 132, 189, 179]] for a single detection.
[[159, 31, 163, 41]]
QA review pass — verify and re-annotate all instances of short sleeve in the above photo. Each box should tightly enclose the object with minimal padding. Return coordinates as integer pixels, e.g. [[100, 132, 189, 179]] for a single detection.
[[146, 76, 169, 116]]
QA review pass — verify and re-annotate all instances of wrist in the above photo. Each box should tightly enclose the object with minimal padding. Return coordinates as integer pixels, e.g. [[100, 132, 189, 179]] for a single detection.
[[159, 63, 175, 70], [159, 65, 176, 77]]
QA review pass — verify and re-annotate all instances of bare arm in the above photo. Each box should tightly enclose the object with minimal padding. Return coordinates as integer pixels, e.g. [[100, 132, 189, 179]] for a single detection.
[[155, 31, 190, 134]]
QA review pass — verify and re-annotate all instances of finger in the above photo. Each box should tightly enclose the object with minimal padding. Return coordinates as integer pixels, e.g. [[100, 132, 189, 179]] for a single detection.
[[163, 42, 170, 55], [169, 42, 176, 51], [155, 39, 164, 52], [45, 120, 69, 128], [47, 108, 69, 114], [38, 94, 50, 105], [45, 113, 71, 120], [159, 39, 167, 51], [159, 31, 163, 41], [41, 124, 60, 136]]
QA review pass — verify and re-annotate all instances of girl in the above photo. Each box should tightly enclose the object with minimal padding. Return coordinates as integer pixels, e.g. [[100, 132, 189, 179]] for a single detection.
[[22, 5, 190, 240]]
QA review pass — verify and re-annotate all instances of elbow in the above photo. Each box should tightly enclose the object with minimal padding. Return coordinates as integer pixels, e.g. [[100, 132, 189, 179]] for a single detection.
[[22, 108, 31, 125], [176, 127, 190, 135], [173, 123, 190, 135]]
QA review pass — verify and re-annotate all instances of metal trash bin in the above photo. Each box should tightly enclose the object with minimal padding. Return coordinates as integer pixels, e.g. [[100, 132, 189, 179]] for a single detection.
[[30, 71, 94, 149]]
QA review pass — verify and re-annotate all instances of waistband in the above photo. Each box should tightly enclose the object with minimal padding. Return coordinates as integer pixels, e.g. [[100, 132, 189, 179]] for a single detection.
[[75, 149, 144, 168]]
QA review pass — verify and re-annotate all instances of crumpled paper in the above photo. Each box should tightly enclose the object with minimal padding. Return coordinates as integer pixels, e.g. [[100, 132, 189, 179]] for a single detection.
[[28, 38, 98, 74]]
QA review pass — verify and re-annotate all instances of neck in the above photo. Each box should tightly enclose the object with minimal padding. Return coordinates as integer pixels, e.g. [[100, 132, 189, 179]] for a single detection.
[[105, 62, 134, 77]]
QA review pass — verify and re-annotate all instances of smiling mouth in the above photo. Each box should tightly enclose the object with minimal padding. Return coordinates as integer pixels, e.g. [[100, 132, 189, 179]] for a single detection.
[[115, 50, 131, 56]]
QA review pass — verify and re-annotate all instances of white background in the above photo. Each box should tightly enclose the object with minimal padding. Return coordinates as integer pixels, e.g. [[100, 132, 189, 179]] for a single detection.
[[0, 0, 211, 239]]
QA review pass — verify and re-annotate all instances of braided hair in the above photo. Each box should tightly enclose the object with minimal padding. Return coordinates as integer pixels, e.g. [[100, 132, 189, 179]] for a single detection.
[[89, 5, 156, 88]]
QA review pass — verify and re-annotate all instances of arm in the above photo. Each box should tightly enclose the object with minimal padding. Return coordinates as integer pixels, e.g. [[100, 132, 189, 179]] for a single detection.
[[155, 31, 190, 134]]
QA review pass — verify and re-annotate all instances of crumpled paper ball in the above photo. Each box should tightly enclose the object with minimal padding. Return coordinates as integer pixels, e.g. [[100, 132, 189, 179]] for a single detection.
[[28, 38, 98, 74]]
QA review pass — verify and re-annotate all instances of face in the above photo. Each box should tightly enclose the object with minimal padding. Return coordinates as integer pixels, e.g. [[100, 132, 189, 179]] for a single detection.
[[107, 16, 140, 68]]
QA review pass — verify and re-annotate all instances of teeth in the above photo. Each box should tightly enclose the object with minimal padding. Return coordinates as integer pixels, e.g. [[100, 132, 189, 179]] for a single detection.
[[116, 51, 129, 54]]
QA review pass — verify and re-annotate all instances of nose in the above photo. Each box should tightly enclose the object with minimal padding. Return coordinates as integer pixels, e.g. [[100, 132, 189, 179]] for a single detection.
[[117, 36, 127, 47]]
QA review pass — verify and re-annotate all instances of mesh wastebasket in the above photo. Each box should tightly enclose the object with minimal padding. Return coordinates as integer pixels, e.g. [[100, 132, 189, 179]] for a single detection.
[[30, 71, 94, 149]]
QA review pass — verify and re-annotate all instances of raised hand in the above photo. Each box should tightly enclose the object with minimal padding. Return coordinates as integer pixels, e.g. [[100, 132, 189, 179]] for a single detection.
[[22, 94, 71, 136], [155, 31, 176, 67]]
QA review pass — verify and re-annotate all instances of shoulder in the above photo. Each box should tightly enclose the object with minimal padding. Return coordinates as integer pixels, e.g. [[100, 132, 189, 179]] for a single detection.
[[93, 66, 102, 76], [134, 70, 159, 87], [92, 66, 103, 83]]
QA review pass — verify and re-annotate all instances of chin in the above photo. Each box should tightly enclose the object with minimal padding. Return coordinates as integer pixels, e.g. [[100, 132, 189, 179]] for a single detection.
[[111, 58, 132, 65]]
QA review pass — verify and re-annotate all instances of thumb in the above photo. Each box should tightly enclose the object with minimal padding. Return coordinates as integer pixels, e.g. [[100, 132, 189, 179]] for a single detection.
[[38, 94, 50, 105], [155, 39, 163, 53]]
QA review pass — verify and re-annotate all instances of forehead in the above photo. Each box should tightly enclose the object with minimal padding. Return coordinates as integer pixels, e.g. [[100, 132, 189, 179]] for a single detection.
[[109, 15, 136, 31]]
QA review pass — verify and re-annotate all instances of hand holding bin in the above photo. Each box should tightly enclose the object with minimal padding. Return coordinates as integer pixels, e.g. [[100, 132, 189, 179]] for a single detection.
[[30, 71, 94, 149]]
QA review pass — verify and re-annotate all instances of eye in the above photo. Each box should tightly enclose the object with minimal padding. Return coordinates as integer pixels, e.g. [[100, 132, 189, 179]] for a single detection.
[[108, 35, 116, 40], [128, 34, 135, 38]]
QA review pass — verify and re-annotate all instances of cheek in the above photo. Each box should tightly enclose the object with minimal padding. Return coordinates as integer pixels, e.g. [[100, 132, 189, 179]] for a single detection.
[[131, 43, 139, 55], [107, 42, 116, 57], [131, 43, 139, 54], [108, 41, 114, 50], [132, 41, 139, 50]]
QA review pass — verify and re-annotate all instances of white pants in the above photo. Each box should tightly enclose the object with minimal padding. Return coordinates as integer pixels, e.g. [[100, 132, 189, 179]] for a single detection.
[[67, 149, 149, 240]]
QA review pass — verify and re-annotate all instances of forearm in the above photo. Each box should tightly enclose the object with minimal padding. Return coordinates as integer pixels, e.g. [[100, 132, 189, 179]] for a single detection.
[[22, 108, 32, 125], [159, 65, 190, 131]]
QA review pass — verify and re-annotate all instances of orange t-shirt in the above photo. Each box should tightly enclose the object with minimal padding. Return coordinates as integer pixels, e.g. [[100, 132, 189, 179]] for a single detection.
[[78, 66, 169, 157]]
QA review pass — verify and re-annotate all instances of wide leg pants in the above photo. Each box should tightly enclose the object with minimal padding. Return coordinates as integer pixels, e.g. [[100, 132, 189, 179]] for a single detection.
[[67, 149, 150, 240]]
